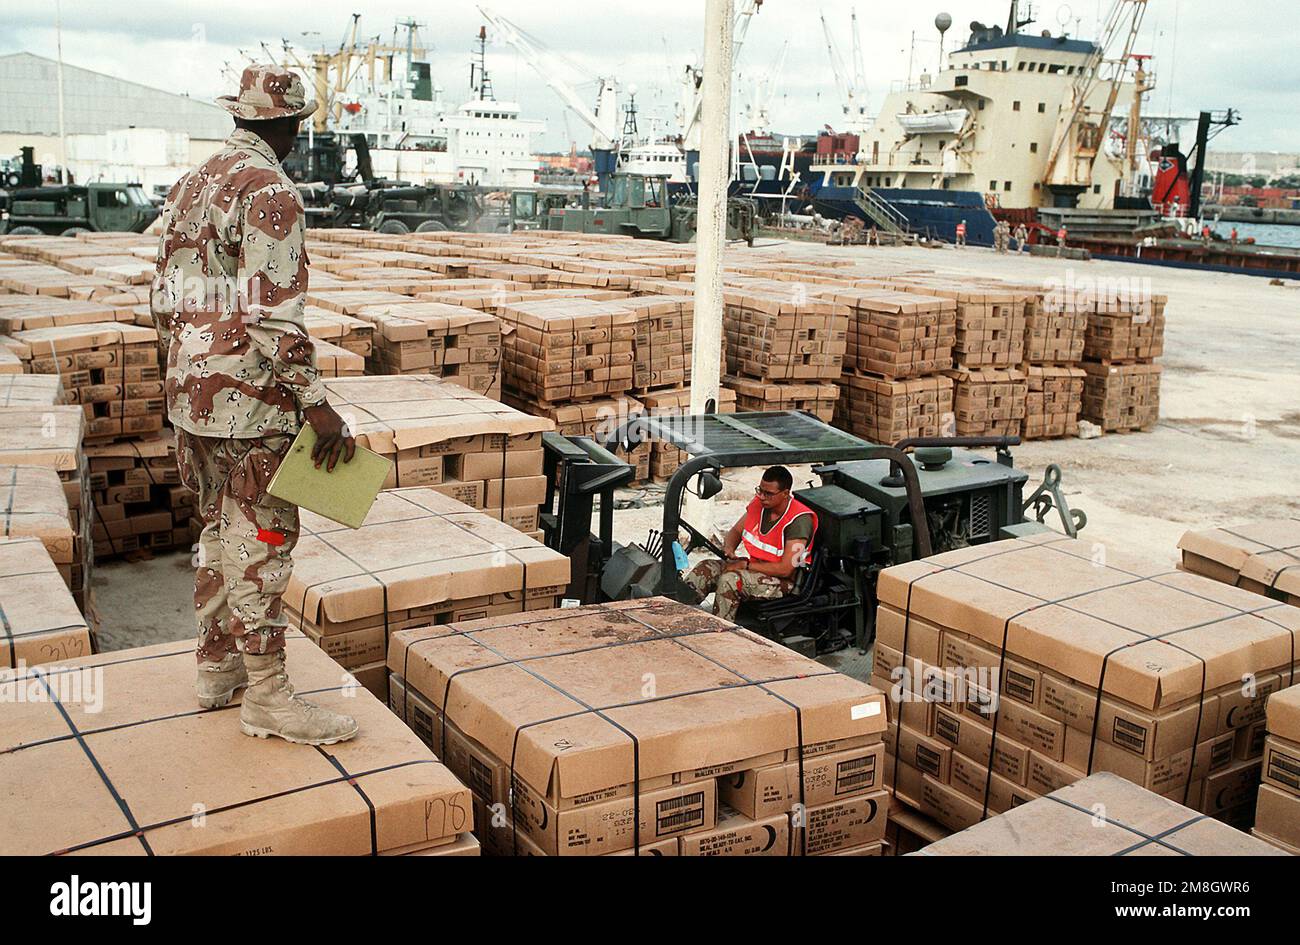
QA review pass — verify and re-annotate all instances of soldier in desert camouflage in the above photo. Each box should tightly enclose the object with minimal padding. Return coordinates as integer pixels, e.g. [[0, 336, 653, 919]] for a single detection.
[[680, 466, 818, 622], [152, 66, 358, 745]]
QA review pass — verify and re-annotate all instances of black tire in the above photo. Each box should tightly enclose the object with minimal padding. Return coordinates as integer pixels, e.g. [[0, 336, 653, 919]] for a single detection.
[[61, 226, 92, 238], [3, 173, 19, 188], [7, 225, 43, 236], [414, 220, 447, 233], [376, 219, 410, 235]]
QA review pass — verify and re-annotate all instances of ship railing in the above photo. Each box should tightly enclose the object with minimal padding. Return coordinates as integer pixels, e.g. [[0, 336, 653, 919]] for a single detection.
[[853, 187, 909, 235]]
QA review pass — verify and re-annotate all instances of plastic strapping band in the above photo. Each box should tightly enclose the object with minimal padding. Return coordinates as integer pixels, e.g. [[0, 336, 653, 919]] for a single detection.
[[316, 746, 379, 856], [1041, 792, 1203, 857], [31, 667, 153, 855]]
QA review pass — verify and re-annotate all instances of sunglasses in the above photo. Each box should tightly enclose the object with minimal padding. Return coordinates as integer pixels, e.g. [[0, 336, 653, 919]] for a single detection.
[[755, 487, 785, 498]]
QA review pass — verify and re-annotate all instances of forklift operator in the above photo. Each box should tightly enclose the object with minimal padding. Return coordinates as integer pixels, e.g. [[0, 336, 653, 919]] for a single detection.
[[681, 466, 818, 622]]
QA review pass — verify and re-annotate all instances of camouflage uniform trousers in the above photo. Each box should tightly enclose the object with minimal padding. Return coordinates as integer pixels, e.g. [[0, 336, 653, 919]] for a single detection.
[[681, 558, 792, 622], [177, 431, 298, 663]]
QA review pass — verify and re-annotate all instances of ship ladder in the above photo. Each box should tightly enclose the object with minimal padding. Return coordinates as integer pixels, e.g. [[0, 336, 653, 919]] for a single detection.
[[852, 187, 908, 236]]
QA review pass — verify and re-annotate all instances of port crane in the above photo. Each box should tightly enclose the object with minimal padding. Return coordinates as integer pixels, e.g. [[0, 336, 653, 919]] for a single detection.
[[1040, 0, 1148, 203], [820, 7, 873, 136], [477, 5, 622, 171]]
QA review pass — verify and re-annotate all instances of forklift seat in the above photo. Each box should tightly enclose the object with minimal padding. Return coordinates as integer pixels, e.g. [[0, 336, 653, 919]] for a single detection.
[[736, 545, 827, 626]]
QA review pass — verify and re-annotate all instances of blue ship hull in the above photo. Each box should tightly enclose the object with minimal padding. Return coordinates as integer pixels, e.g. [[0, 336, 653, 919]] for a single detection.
[[807, 184, 999, 246]]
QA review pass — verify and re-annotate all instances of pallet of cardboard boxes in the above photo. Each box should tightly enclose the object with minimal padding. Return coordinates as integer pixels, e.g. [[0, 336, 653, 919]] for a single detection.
[[918, 772, 1286, 855], [85, 435, 191, 559], [0, 537, 92, 668], [1080, 287, 1166, 432], [284, 487, 570, 700], [0, 405, 91, 610], [1177, 519, 1300, 607], [388, 598, 891, 856], [0, 635, 477, 855], [10, 321, 164, 442], [814, 287, 956, 443], [874, 531, 1300, 834], [1253, 683, 1300, 853], [496, 297, 637, 405]]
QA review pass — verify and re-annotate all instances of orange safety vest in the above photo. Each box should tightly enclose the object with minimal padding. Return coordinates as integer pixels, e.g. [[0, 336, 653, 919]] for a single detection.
[[955, 223, 966, 236], [741, 496, 817, 563]]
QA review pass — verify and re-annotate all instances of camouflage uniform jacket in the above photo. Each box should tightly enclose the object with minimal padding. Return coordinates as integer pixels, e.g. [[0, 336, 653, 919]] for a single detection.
[[151, 128, 326, 438]]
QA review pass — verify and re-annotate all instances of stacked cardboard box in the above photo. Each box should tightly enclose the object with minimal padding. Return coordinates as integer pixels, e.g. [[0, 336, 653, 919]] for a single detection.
[[635, 387, 736, 483], [312, 338, 365, 378], [919, 772, 1286, 856], [316, 375, 552, 529], [11, 322, 163, 442], [353, 301, 502, 398], [895, 281, 1026, 369], [875, 533, 1300, 834], [284, 488, 569, 697], [387, 598, 890, 856], [724, 289, 847, 383], [303, 306, 374, 358], [0, 406, 91, 610], [836, 375, 954, 445], [619, 294, 705, 393], [945, 366, 1027, 437], [1081, 361, 1161, 432], [1253, 685, 1300, 853], [1022, 287, 1087, 364], [0, 537, 92, 668], [1020, 365, 1084, 439], [503, 392, 646, 481], [0, 635, 476, 855], [85, 435, 191, 559], [1177, 520, 1300, 608], [0, 466, 86, 611], [0, 295, 127, 332], [1081, 288, 1166, 432], [724, 375, 840, 423], [496, 298, 637, 405], [0, 374, 67, 406], [1084, 292, 1167, 362], [814, 287, 956, 443]]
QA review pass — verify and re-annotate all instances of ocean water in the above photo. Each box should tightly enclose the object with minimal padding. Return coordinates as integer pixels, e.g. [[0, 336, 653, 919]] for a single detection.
[[1208, 220, 1300, 249]]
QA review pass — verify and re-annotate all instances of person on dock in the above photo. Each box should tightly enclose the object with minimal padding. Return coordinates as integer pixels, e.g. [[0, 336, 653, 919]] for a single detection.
[[680, 466, 816, 622], [868, 224, 880, 246], [1013, 222, 1029, 253], [1056, 225, 1068, 255], [151, 66, 359, 747], [955, 219, 967, 248]]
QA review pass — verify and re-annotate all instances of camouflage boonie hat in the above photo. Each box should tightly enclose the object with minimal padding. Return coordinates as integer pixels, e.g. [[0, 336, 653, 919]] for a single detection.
[[216, 66, 318, 121]]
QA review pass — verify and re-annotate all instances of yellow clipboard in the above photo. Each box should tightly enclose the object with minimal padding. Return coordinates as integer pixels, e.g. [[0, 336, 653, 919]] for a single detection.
[[267, 425, 391, 529]]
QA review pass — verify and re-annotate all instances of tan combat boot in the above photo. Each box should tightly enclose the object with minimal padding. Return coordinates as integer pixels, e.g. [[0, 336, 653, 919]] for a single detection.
[[239, 652, 359, 745], [196, 652, 248, 709]]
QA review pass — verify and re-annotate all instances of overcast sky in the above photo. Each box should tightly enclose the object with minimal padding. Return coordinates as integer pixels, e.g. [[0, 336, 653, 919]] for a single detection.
[[3, 1, 1295, 152]]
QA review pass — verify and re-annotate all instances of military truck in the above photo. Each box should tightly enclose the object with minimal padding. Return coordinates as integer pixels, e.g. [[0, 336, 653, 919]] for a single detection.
[[508, 187, 578, 231], [544, 172, 756, 245], [287, 131, 493, 234], [1, 181, 159, 236]]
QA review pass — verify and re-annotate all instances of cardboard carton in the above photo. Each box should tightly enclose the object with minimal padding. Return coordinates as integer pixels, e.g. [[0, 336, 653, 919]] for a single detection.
[[1177, 520, 1300, 606], [919, 772, 1283, 856], [0, 635, 472, 855]]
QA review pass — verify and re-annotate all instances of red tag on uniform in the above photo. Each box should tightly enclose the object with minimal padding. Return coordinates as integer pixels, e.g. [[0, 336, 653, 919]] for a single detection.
[[256, 528, 285, 546]]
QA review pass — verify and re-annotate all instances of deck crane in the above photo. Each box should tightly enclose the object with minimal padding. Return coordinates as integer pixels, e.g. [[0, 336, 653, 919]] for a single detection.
[[679, 0, 765, 157], [820, 8, 872, 135], [1041, 0, 1148, 203], [740, 40, 788, 136], [477, 6, 622, 185]]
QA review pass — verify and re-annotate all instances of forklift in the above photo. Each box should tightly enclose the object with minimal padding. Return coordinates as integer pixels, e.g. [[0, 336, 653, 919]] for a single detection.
[[538, 409, 1084, 657], [544, 171, 757, 245]]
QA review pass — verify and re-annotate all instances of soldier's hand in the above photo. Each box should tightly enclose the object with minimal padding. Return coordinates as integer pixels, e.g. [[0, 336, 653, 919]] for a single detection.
[[303, 403, 356, 472]]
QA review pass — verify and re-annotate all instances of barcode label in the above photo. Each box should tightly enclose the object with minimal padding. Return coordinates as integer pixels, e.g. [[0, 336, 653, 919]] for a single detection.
[[1004, 669, 1035, 703], [935, 713, 960, 745], [915, 744, 941, 778], [656, 792, 706, 833], [1267, 748, 1300, 790], [468, 756, 493, 800], [835, 754, 878, 794], [1112, 716, 1148, 754]]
